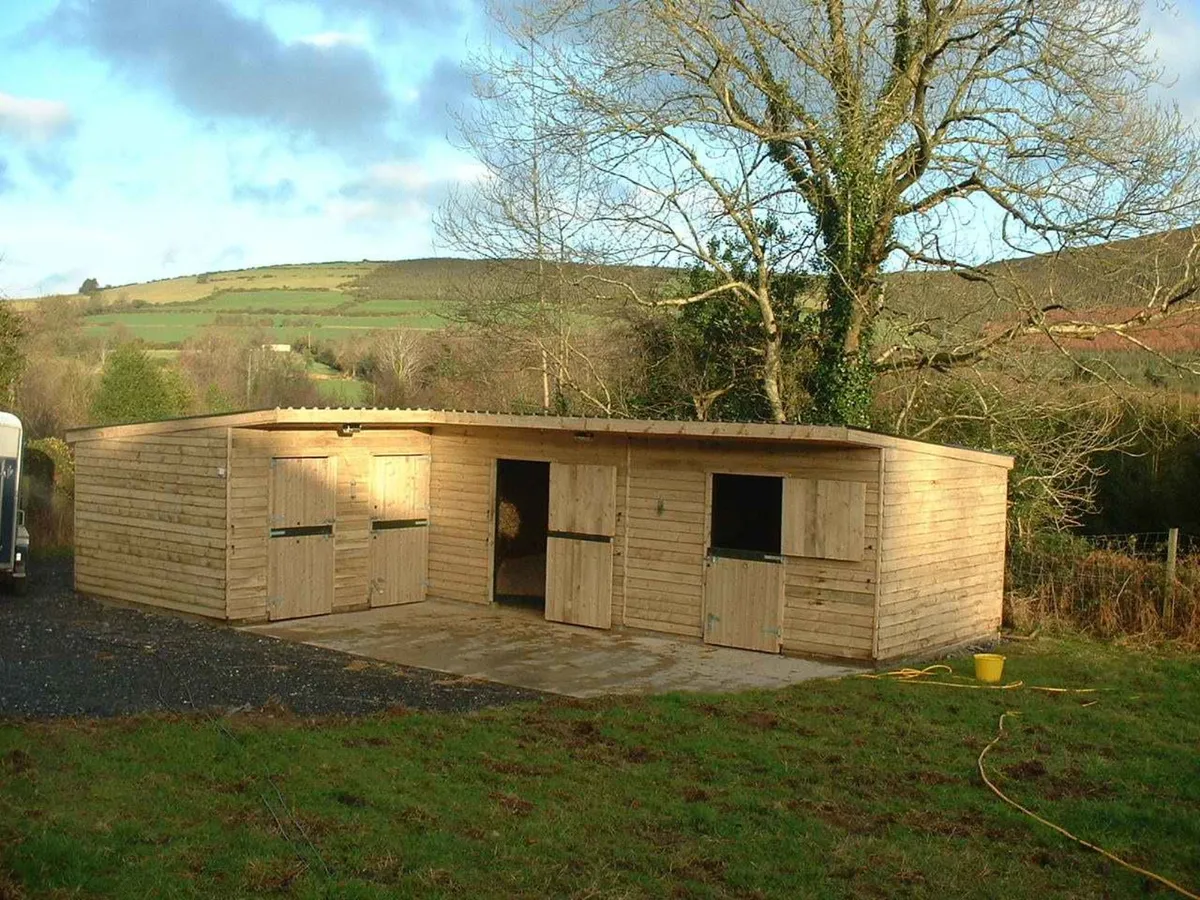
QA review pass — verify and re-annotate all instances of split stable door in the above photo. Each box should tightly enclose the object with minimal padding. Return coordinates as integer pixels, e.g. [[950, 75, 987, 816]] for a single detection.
[[545, 462, 617, 629], [267, 456, 336, 620], [703, 473, 866, 653], [368, 454, 430, 607]]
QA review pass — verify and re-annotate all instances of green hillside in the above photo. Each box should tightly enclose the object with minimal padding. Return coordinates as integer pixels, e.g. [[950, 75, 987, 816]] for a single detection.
[[17, 258, 670, 349]]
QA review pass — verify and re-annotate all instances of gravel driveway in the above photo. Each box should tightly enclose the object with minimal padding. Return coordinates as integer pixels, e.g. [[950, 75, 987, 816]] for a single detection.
[[0, 558, 541, 718]]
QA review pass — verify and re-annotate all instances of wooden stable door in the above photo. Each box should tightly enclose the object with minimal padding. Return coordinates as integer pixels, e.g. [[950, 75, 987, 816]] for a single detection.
[[267, 457, 335, 620], [369, 455, 430, 607], [702, 554, 785, 652], [545, 463, 617, 629]]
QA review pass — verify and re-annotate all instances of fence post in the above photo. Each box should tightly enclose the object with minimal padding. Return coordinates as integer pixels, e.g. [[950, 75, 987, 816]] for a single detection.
[[1164, 527, 1179, 629]]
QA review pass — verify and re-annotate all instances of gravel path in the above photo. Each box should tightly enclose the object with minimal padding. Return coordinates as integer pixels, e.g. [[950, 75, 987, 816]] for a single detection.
[[0, 559, 541, 718]]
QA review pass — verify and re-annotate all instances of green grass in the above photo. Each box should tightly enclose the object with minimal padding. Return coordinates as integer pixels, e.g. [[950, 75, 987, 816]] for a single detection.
[[82, 311, 221, 343], [347, 298, 452, 316], [81, 312, 442, 346], [192, 290, 350, 312], [276, 314, 440, 337], [314, 377, 371, 405], [2, 637, 1197, 898]]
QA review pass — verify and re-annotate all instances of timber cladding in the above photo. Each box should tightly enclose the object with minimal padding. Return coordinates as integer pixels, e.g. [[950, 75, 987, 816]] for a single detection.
[[67, 409, 1014, 662], [74, 428, 230, 619]]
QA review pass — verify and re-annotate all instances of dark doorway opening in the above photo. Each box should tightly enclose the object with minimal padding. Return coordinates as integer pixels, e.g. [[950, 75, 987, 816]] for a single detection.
[[493, 459, 550, 609], [710, 473, 783, 558]]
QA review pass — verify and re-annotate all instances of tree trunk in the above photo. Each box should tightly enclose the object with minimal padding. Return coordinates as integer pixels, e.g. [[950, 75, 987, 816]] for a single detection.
[[754, 288, 787, 423], [811, 276, 876, 427]]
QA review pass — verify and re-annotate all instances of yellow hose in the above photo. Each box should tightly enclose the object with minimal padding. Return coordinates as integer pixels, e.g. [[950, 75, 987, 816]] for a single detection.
[[979, 712, 1200, 900], [860, 662, 1196, 895], [860, 666, 1099, 693]]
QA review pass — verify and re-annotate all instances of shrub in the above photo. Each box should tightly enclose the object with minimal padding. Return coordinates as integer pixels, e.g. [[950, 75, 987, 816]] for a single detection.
[[1007, 534, 1200, 647], [22, 437, 74, 550], [90, 345, 191, 425]]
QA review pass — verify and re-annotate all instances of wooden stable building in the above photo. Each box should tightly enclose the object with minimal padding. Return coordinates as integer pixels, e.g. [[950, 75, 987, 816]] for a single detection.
[[66, 409, 1013, 662]]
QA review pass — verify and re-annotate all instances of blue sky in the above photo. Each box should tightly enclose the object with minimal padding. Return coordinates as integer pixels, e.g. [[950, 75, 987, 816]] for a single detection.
[[0, 0, 487, 296], [1, 1, 1199, 297]]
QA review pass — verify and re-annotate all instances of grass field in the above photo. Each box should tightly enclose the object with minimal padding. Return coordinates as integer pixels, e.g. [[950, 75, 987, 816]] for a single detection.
[[314, 377, 371, 405], [193, 290, 352, 312], [93, 262, 376, 306], [80, 310, 445, 346], [2, 637, 1197, 898], [349, 298, 453, 316], [16, 248, 1200, 387]]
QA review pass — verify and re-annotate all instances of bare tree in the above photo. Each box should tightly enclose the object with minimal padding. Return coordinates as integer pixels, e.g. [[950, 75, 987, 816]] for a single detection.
[[436, 20, 635, 415], [472, 0, 1200, 424], [366, 330, 430, 407]]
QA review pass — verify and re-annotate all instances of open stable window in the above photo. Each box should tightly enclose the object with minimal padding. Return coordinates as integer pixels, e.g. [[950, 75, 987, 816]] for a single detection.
[[709, 473, 783, 558]]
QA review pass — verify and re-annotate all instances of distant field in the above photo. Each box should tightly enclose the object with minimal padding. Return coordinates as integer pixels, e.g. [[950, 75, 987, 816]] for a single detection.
[[350, 298, 453, 316], [192, 290, 351, 312], [315, 377, 371, 405], [16, 257, 670, 352], [80, 313, 439, 346], [93, 262, 375, 306], [83, 311, 221, 343]]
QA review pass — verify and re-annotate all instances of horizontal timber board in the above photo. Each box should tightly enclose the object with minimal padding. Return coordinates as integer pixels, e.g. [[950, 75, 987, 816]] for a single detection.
[[785, 588, 874, 608], [80, 480, 227, 501], [77, 524, 226, 554], [75, 511, 225, 542], [624, 566, 702, 587], [782, 640, 869, 660], [883, 548, 1006, 576], [76, 564, 225, 605], [76, 495, 226, 519], [622, 617, 700, 638], [77, 582, 226, 620], [880, 567, 1003, 599], [76, 535, 225, 565], [77, 547, 225, 587], [76, 504, 223, 532]]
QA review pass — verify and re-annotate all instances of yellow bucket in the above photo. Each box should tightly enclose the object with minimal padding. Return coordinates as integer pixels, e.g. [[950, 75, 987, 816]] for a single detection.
[[974, 653, 1006, 683]]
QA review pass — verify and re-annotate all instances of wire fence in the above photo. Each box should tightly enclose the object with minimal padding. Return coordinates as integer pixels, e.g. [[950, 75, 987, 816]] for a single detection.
[[1007, 529, 1200, 646]]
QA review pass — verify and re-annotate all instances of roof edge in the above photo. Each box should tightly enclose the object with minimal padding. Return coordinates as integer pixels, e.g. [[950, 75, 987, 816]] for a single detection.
[[64, 407, 1015, 468], [65, 408, 281, 443]]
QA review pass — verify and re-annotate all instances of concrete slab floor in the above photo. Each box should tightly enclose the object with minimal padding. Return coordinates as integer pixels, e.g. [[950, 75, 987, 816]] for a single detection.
[[241, 600, 855, 698]]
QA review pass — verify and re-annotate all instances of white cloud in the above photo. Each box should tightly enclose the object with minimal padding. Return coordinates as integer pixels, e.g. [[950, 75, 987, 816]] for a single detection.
[[298, 31, 369, 49], [360, 159, 486, 191], [0, 92, 75, 144]]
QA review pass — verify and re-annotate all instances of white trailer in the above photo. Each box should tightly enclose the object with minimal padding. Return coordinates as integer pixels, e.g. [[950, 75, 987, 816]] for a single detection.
[[0, 412, 27, 593]]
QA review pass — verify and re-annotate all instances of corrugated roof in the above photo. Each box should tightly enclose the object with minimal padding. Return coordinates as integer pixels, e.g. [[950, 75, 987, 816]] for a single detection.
[[65, 407, 1015, 468]]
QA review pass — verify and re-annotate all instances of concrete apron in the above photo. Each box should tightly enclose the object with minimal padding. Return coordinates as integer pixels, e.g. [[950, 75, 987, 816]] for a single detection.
[[241, 600, 855, 698]]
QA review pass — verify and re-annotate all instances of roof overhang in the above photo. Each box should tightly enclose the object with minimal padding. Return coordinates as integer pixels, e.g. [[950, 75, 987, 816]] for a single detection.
[[65, 407, 1016, 469]]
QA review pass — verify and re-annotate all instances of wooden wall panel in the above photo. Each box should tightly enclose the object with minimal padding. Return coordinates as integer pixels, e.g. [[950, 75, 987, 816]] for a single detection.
[[425, 428, 627, 606], [622, 466, 706, 637], [74, 428, 229, 619], [226, 427, 430, 621], [875, 447, 1009, 660], [620, 440, 880, 657]]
